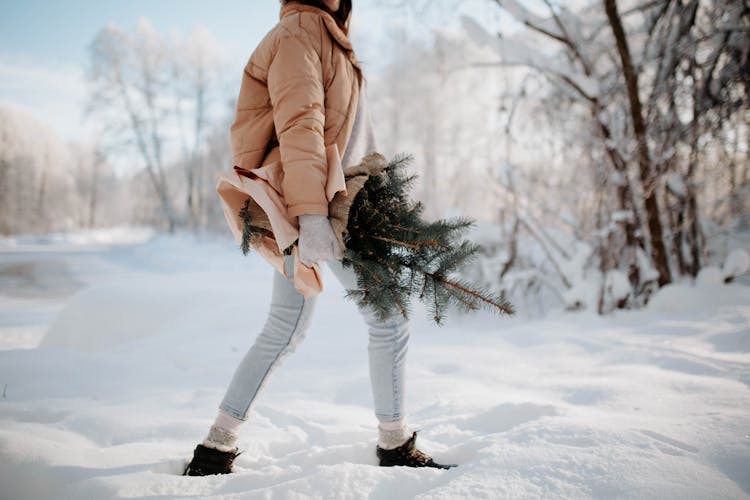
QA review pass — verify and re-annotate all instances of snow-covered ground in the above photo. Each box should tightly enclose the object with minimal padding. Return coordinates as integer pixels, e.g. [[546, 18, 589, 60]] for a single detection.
[[1, 228, 749, 499]]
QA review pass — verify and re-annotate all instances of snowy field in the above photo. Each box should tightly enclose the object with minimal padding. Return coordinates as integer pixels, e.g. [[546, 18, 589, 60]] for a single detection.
[[1, 229, 749, 499]]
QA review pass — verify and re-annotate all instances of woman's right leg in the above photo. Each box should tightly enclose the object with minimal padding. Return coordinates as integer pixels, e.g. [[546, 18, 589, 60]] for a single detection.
[[325, 258, 412, 449], [203, 255, 317, 450]]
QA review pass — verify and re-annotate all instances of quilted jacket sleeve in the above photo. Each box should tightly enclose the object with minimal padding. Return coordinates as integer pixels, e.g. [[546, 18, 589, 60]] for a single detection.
[[267, 33, 329, 218]]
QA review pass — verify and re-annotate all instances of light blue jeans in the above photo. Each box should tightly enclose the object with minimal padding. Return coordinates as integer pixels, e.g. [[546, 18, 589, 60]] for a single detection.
[[219, 254, 410, 424]]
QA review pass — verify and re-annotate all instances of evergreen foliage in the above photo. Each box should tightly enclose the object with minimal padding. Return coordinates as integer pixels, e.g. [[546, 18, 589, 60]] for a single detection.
[[341, 154, 514, 324]]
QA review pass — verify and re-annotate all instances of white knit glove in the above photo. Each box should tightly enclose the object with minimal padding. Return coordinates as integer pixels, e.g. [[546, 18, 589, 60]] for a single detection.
[[297, 214, 343, 266]]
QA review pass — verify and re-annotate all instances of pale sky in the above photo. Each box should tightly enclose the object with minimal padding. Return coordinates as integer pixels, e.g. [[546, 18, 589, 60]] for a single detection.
[[0, 0, 509, 139], [0, 1, 279, 66]]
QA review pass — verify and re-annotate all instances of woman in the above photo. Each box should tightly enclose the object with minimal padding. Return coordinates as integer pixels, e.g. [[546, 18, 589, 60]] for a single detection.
[[184, 0, 454, 475]]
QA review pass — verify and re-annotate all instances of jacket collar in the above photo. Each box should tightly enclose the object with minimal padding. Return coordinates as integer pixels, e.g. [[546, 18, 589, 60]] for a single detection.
[[280, 2, 352, 51]]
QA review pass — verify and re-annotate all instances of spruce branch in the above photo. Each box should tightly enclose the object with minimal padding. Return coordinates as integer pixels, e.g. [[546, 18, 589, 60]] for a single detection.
[[370, 235, 447, 250], [435, 275, 515, 315], [342, 153, 515, 324]]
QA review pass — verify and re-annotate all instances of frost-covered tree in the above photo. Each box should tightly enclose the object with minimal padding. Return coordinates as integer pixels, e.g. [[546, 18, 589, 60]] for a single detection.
[[457, 0, 749, 313], [170, 26, 224, 229], [0, 105, 120, 236], [640, 0, 750, 273], [86, 20, 225, 233], [369, 25, 505, 222]]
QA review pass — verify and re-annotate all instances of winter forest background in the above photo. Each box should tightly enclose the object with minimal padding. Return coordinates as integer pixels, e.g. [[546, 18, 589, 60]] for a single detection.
[[2, 0, 749, 316], [2, 1, 750, 498]]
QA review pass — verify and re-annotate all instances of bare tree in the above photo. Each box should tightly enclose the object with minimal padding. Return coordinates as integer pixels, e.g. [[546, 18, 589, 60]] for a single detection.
[[171, 26, 223, 229], [87, 20, 179, 232], [462, 2, 660, 307], [604, 0, 671, 287], [458, 0, 748, 312], [86, 21, 229, 233], [0, 105, 78, 235], [69, 142, 110, 229]]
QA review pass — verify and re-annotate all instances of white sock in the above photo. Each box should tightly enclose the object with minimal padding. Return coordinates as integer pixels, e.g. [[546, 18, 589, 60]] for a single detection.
[[378, 419, 410, 450], [202, 409, 244, 452]]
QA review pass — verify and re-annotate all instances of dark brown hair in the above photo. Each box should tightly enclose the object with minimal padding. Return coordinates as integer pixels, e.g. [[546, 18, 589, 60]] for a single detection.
[[282, 0, 352, 31]]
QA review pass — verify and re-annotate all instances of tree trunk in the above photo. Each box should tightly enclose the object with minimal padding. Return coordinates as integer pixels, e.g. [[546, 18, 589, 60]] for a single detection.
[[37, 150, 49, 231], [686, 123, 702, 277], [0, 158, 10, 235], [88, 150, 103, 228], [604, 0, 672, 287]]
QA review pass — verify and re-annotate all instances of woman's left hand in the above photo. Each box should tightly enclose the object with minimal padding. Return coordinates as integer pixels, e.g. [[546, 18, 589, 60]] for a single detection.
[[297, 214, 343, 267]]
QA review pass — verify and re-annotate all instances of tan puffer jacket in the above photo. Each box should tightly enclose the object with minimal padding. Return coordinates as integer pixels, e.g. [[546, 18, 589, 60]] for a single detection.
[[229, 1, 363, 218]]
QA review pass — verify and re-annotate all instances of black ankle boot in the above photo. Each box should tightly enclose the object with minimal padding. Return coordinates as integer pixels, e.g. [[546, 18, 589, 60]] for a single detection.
[[183, 443, 242, 476], [376, 431, 457, 469]]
